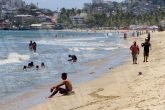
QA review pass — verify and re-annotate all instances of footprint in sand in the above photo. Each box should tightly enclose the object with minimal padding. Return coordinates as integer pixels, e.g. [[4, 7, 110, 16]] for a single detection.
[[89, 88, 120, 99]]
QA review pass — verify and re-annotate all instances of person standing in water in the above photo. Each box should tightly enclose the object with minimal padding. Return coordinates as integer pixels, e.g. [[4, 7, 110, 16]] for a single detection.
[[32, 42, 37, 52], [29, 41, 33, 51], [130, 41, 140, 64], [124, 32, 127, 39]]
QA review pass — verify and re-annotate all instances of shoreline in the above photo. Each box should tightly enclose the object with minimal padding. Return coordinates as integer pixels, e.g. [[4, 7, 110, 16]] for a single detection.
[[0, 39, 129, 110], [28, 31, 165, 110], [0, 51, 129, 110], [0, 28, 132, 33]]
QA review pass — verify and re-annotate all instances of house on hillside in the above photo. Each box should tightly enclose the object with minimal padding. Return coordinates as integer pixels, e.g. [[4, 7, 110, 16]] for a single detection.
[[70, 13, 88, 28], [13, 15, 34, 28]]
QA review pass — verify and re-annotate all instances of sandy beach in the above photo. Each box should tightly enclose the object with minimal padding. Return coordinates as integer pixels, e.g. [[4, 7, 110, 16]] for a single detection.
[[28, 31, 165, 110]]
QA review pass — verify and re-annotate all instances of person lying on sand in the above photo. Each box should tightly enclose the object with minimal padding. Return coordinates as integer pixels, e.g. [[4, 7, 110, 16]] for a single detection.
[[48, 73, 73, 98]]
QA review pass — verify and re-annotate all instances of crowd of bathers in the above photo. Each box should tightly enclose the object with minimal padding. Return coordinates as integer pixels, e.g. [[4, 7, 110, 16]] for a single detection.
[[23, 62, 45, 71], [24, 40, 78, 71]]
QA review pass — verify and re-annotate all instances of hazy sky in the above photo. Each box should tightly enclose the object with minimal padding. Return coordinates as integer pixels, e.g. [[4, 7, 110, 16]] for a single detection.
[[23, 0, 123, 10]]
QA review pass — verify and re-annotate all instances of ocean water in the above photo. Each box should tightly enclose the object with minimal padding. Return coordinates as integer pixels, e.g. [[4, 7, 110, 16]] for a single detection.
[[0, 30, 129, 110]]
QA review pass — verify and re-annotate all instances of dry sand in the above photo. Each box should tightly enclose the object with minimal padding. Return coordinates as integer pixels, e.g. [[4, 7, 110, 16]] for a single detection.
[[28, 31, 165, 110]]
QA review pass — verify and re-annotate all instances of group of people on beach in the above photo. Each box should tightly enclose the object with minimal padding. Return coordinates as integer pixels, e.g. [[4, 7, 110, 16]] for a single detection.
[[28, 40, 76, 98], [29, 41, 37, 52], [48, 31, 151, 98], [130, 32, 151, 64], [23, 62, 45, 71], [47, 31, 152, 98]]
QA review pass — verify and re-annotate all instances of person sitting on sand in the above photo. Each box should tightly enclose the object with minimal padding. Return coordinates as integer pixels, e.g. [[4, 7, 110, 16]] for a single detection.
[[68, 55, 77, 62], [141, 39, 151, 62], [130, 41, 140, 64], [48, 73, 73, 98]]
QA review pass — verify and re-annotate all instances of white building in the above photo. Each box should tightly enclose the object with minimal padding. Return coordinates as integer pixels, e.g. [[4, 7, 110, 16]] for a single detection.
[[71, 13, 88, 27], [14, 15, 34, 26], [92, 0, 104, 4], [0, 0, 25, 10]]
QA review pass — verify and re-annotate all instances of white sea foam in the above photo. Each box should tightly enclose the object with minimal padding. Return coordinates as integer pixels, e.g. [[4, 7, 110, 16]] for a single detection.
[[99, 41, 105, 43], [37, 36, 108, 46], [69, 47, 80, 51], [107, 33, 112, 36], [69, 47, 117, 51], [80, 47, 96, 51], [0, 53, 30, 65], [103, 47, 117, 50]]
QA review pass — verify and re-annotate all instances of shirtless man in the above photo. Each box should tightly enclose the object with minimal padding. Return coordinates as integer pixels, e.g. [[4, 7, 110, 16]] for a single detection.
[[48, 73, 73, 98]]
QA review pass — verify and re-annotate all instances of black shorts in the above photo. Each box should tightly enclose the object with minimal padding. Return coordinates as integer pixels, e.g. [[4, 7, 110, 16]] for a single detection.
[[59, 88, 70, 95], [144, 51, 149, 57]]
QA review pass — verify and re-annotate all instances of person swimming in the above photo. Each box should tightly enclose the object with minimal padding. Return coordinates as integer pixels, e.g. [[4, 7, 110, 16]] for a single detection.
[[36, 65, 39, 70], [23, 66, 27, 70], [41, 62, 45, 68], [68, 55, 77, 62], [28, 62, 34, 68]]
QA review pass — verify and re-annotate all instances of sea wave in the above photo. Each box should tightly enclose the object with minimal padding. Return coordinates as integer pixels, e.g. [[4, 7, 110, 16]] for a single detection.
[[69, 47, 118, 51], [0, 53, 30, 65]]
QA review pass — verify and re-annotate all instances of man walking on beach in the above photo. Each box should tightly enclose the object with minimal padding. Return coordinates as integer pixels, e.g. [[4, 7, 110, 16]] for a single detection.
[[130, 41, 140, 64], [141, 39, 151, 62], [147, 32, 151, 42], [48, 73, 73, 98]]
